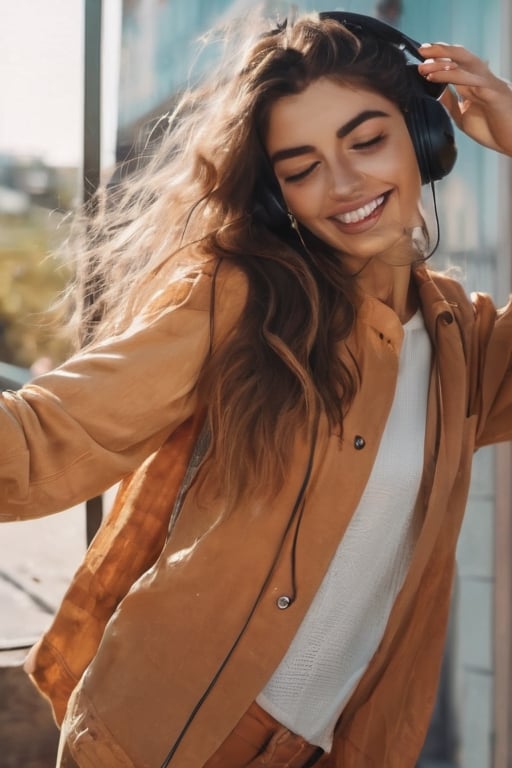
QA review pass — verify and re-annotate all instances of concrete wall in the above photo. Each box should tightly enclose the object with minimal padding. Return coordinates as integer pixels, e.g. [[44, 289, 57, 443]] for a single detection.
[[454, 448, 496, 767]]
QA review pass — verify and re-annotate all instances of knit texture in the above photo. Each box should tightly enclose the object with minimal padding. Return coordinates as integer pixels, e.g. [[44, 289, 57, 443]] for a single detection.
[[258, 311, 431, 751]]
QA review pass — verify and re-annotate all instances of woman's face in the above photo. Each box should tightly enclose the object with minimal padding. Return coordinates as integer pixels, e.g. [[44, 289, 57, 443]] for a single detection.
[[265, 77, 423, 265]]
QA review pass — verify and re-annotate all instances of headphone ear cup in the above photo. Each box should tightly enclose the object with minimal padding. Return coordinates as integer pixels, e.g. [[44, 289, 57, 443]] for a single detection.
[[316, 11, 457, 184], [404, 96, 457, 184], [253, 187, 290, 233], [253, 166, 291, 236]]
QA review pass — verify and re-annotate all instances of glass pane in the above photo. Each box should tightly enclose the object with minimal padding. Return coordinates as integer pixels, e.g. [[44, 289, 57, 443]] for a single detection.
[[0, 2, 85, 378], [0, 4, 87, 764]]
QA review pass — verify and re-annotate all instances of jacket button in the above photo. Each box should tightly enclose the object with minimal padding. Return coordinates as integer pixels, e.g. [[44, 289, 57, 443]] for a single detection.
[[354, 435, 366, 450], [276, 595, 292, 610]]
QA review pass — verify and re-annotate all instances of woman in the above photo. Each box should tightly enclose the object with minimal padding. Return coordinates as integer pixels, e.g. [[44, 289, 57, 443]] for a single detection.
[[2, 10, 512, 768]]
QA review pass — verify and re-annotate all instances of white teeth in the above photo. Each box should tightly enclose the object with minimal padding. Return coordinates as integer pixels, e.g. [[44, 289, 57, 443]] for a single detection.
[[336, 195, 385, 224]]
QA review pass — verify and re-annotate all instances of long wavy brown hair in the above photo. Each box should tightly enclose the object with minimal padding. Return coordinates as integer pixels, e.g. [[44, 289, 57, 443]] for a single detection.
[[65, 13, 417, 507]]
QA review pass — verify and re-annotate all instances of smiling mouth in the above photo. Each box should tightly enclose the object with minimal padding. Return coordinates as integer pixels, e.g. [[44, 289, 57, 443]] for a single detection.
[[333, 193, 389, 225]]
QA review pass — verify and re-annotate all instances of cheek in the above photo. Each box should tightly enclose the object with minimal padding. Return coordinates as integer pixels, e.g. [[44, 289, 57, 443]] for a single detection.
[[394, 135, 422, 189], [373, 145, 422, 207], [398, 159, 422, 209], [368, 139, 418, 184], [280, 184, 323, 218]]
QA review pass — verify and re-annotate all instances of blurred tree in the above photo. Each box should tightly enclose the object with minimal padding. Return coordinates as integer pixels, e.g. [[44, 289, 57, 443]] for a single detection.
[[0, 207, 73, 368]]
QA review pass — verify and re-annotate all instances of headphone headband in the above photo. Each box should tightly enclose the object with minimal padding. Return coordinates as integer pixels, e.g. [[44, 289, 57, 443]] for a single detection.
[[318, 10, 446, 100]]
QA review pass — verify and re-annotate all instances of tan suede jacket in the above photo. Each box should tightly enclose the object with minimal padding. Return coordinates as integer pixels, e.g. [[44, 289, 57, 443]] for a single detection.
[[2, 261, 512, 768]]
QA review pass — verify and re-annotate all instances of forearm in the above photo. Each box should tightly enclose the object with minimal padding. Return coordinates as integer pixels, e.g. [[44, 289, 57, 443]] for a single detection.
[[0, 299, 209, 520]]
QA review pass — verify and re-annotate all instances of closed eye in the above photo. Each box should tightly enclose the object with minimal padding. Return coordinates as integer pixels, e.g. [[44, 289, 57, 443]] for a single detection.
[[352, 134, 385, 151], [284, 161, 320, 183]]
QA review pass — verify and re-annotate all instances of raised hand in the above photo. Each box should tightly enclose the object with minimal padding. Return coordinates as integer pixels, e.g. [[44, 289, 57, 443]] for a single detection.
[[417, 42, 512, 156]]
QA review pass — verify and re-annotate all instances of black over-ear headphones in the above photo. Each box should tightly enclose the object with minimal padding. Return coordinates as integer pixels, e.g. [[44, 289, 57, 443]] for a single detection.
[[254, 11, 457, 237], [320, 11, 457, 185]]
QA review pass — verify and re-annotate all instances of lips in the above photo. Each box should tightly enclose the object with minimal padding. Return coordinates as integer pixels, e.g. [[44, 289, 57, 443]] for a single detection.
[[330, 191, 391, 232], [334, 195, 385, 224]]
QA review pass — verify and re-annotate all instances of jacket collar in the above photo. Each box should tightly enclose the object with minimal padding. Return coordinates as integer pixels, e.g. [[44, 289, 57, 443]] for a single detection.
[[353, 265, 458, 356], [413, 265, 458, 338]]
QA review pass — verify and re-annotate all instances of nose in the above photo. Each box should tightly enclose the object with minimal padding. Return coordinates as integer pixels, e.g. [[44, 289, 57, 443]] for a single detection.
[[328, 157, 364, 199]]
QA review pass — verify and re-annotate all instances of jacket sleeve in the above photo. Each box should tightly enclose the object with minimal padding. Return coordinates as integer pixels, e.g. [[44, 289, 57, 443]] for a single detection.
[[472, 291, 512, 447], [0, 263, 248, 520]]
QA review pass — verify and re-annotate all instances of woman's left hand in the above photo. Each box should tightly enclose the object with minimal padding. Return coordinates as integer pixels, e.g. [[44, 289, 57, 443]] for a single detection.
[[417, 43, 512, 157]]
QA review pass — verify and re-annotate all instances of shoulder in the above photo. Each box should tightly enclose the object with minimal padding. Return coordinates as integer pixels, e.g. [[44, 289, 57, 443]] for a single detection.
[[211, 259, 250, 315], [426, 267, 512, 320], [135, 258, 249, 355], [422, 267, 512, 352], [424, 268, 474, 309], [419, 266, 493, 326], [143, 258, 249, 318]]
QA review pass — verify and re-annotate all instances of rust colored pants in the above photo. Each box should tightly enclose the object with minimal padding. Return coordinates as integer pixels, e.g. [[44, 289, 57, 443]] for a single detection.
[[57, 701, 332, 767], [204, 701, 332, 767]]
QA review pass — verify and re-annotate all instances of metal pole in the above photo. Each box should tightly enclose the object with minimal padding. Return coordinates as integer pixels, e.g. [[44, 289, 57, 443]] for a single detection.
[[493, 1, 512, 765], [84, 0, 102, 202], [84, 0, 104, 545]]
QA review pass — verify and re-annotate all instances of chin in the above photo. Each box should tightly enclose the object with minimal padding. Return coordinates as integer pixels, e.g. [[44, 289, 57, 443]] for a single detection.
[[335, 242, 397, 263], [333, 231, 417, 264]]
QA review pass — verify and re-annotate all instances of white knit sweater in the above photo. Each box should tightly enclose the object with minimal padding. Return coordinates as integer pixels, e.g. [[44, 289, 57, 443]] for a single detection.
[[257, 310, 431, 751]]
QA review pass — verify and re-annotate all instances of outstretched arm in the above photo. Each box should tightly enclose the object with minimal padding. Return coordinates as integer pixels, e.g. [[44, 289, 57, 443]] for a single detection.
[[418, 42, 512, 157], [0, 264, 247, 521]]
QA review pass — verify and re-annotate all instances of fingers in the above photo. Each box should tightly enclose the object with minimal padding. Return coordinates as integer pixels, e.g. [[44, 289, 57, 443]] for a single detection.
[[418, 42, 483, 75], [439, 87, 464, 127], [419, 62, 484, 89], [418, 42, 476, 65], [417, 43, 500, 94]]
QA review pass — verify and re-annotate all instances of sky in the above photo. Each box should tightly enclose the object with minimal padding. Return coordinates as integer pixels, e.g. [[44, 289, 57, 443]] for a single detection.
[[0, 0, 121, 168]]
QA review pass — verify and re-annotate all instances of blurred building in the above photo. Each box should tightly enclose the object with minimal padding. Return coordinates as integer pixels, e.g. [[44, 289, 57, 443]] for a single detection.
[[0, 153, 56, 210], [113, 2, 512, 767], [0, 153, 78, 214]]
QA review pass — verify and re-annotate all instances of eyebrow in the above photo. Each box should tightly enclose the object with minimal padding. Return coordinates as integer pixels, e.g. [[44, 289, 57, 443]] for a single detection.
[[270, 109, 391, 165]]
